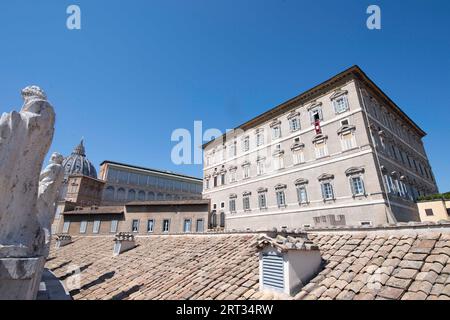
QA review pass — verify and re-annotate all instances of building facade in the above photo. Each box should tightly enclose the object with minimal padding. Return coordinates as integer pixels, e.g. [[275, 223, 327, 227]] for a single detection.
[[99, 161, 203, 205], [418, 199, 450, 222], [202, 66, 438, 230], [58, 200, 210, 236]]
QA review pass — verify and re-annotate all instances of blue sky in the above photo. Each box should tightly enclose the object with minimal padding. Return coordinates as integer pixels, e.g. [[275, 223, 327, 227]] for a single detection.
[[0, 0, 449, 191]]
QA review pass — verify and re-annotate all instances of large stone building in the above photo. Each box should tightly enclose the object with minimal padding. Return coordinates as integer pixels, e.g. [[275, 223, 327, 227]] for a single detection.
[[99, 161, 203, 205], [202, 66, 438, 230], [57, 200, 210, 236]]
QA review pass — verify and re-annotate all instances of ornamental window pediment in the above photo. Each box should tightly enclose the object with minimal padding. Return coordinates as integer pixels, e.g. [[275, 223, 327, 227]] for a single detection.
[[257, 187, 268, 193], [291, 142, 305, 151], [242, 191, 252, 197], [274, 184, 287, 190], [229, 193, 237, 199], [294, 178, 309, 186], [345, 167, 365, 176], [270, 119, 282, 128], [312, 134, 328, 144], [330, 89, 349, 100], [287, 110, 301, 120], [337, 125, 356, 135], [318, 173, 334, 181], [306, 100, 322, 111]]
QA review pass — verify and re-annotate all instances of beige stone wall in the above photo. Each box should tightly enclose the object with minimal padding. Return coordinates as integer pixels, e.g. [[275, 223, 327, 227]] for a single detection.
[[59, 204, 209, 235], [418, 200, 450, 222]]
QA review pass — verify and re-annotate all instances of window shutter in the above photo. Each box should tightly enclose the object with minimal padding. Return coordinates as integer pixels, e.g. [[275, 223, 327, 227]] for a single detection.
[[262, 253, 284, 291], [309, 111, 314, 124], [350, 177, 356, 195], [321, 184, 326, 199]]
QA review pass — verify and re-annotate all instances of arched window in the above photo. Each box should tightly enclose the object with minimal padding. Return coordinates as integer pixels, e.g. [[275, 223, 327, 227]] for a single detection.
[[127, 189, 136, 201], [147, 192, 155, 201], [211, 211, 217, 228], [104, 186, 115, 201], [220, 212, 226, 228], [157, 193, 164, 201], [138, 191, 146, 201], [117, 188, 126, 201]]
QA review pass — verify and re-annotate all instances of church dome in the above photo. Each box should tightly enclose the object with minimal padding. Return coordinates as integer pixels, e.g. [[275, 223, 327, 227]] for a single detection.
[[62, 139, 97, 180]]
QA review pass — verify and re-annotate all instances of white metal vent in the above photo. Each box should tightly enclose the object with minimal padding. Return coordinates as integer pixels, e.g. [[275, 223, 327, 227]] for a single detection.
[[262, 252, 284, 291]]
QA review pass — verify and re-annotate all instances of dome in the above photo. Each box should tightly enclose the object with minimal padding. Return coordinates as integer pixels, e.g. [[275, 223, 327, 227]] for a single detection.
[[62, 139, 97, 180]]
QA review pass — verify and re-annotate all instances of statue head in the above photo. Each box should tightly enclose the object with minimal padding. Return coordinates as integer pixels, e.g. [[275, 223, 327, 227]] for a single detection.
[[21, 85, 47, 103], [50, 152, 64, 165]]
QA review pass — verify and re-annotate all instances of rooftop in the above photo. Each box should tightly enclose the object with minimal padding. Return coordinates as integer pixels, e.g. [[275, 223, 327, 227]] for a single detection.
[[100, 160, 202, 182], [202, 65, 427, 149], [46, 223, 450, 300]]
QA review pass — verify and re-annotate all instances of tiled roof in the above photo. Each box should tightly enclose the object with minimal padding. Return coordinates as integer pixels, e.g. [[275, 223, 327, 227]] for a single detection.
[[294, 231, 450, 300], [45, 225, 450, 300], [46, 234, 262, 300]]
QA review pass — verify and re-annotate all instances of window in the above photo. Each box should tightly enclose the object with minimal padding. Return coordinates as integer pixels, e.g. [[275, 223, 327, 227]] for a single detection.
[[183, 219, 192, 233], [93, 220, 101, 234], [242, 136, 250, 152], [205, 178, 210, 190], [309, 106, 323, 124], [211, 212, 217, 228], [229, 142, 237, 157], [341, 119, 349, 126], [341, 132, 356, 151], [315, 140, 328, 158], [258, 193, 267, 209], [132, 219, 139, 233], [297, 186, 308, 204], [110, 220, 118, 233], [273, 155, 285, 170], [220, 212, 226, 228], [229, 198, 236, 213], [62, 221, 70, 233], [256, 131, 264, 146], [243, 195, 251, 211], [80, 221, 87, 234], [104, 186, 115, 201], [272, 126, 281, 139], [147, 219, 154, 233], [333, 95, 349, 114], [425, 209, 434, 216], [196, 219, 204, 232], [229, 170, 237, 183], [257, 159, 265, 175], [321, 182, 334, 200], [360, 221, 373, 227], [213, 175, 218, 187], [351, 176, 365, 196], [289, 117, 300, 132], [276, 191, 286, 208], [162, 219, 170, 233], [220, 173, 226, 185], [292, 150, 304, 165], [243, 165, 251, 179]]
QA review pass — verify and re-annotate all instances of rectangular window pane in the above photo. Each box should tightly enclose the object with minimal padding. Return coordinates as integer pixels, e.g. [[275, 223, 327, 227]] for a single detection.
[[80, 221, 87, 234], [110, 220, 118, 233], [63, 221, 70, 233], [196, 219, 204, 232], [132, 219, 139, 233], [147, 220, 154, 233], [93, 221, 101, 234], [163, 219, 170, 232], [183, 219, 192, 233]]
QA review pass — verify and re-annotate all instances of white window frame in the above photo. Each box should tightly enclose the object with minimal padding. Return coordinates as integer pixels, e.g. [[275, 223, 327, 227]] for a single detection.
[[276, 190, 286, 208], [110, 220, 118, 233], [132, 219, 139, 233], [315, 140, 328, 159], [183, 219, 192, 233], [162, 219, 170, 233], [289, 117, 300, 132], [257, 159, 265, 176], [242, 136, 250, 152], [350, 175, 365, 196], [80, 221, 87, 234], [272, 126, 281, 140], [297, 185, 308, 204], [243, 165, 251, 179], [333, 95, 349, 114], [93, 220, 101, 234], [321, 182, 334, 201], [147, 219, 155, 233], [258, 193, 267, 209], [243, 196, 251, 211], [62, 221, 70, 233], [292, 149, 304, 165]]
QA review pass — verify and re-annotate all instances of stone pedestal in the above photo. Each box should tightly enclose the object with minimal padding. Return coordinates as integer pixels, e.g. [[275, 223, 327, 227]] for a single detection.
[[0, 257, 45, 300]]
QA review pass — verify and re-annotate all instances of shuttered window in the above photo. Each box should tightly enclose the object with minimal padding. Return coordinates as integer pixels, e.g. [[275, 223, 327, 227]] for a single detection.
[[262, 253, 284, 291]]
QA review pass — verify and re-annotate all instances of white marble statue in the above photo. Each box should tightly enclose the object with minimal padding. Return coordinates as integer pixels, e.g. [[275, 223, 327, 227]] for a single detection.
[[0, 86, 56, 258], [37, 152, 65, 254]]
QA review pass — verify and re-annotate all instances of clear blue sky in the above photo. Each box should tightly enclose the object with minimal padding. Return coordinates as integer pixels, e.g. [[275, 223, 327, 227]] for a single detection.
[[0, 0, 449, 191]]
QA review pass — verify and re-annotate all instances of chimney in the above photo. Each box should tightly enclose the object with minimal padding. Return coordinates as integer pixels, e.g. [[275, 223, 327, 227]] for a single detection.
[[257, 231, 322, 296], [55, 234, 72, 248], [113, 232, 135, 256]]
